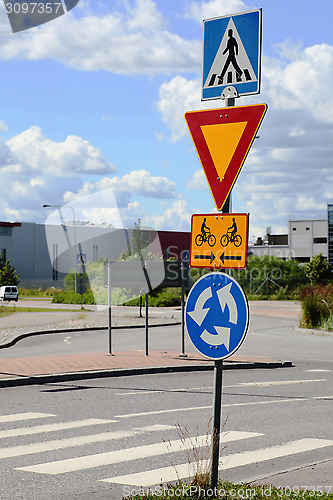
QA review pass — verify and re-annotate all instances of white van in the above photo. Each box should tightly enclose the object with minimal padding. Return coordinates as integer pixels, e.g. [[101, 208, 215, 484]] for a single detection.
[[0, 286, 18, 302]]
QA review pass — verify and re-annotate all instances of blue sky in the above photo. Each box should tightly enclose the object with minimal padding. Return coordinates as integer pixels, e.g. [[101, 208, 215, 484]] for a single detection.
[[0, 0, 332, 241]]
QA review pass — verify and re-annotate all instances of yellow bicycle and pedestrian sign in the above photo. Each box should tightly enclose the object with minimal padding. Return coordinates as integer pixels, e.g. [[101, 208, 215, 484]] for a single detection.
[[190, 213, 249, 269]]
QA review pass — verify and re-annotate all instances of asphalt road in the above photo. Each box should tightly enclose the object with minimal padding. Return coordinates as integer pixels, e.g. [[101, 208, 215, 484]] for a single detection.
[[0, 366, 332, 500], [0, 301, 331, 369], [0, 302, 332, 499]]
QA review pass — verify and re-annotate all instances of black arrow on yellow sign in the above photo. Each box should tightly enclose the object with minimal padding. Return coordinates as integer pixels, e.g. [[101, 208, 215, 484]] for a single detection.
[[194, 251, 242, 264], [194, 251, 215, 263], [220, 252, 242, 264]]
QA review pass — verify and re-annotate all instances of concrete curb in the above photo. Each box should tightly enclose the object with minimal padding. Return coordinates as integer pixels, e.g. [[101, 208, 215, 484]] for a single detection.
[[0, 359, 293, 388], [295, 326, 333, 337], [0, 322, 182, 349]]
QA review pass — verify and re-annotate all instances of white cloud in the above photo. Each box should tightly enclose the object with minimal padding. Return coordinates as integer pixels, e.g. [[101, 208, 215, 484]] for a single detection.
[[6, 126, 114, 176], [0, 120, 8, 133], [64, 169, 179, 205], [185, 0, 250, 22], [0, 0, 201, 75], [0, 125, 115, 221], [156, 41, 333, 235], [157, 75, 214, 142], [145, 199, 191, 231], [186, 169, 208, 190]]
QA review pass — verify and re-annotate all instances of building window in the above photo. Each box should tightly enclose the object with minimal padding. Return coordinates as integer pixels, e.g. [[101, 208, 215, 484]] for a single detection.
[[306, 227, 310, 230], [0, 227, 12, 236], [313, 237, 327, 244], [292, 228, 296, 231], [93, 245, 98, 262]]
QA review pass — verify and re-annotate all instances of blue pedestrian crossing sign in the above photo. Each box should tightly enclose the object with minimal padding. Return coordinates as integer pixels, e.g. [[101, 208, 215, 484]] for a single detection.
[[202, 9, 262, 100], [185, 272, 249, 360]]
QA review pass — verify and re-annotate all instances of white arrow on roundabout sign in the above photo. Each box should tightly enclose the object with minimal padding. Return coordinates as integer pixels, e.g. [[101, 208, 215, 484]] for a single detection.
[[185, 272, 249, 360]]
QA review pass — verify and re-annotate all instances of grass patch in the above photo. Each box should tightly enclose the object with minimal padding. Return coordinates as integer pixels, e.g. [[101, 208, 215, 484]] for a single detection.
[[0, 305, 15, 318], [0, 306, 79, 313], [122, 480, 333, 499]]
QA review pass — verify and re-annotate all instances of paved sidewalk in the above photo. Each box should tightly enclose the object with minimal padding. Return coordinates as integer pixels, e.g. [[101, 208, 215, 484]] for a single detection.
[[0, 349, 291, 387], [0, 304, 293, 387]]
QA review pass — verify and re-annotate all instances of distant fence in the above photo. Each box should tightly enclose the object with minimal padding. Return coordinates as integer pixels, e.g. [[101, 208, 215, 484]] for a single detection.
[[18, 279, 65, 290], [18, 261, 191, 292]]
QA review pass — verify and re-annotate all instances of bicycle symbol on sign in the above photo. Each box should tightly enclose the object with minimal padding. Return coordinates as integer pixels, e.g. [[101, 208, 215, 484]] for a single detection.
[[220, 231, 242, 247], [195, 231, 216, 247], [195, 217, 217, 247], [220, 217, 242, 247]]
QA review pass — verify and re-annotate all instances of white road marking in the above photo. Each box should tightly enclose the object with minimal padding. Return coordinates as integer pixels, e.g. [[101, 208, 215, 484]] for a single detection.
[[0, 418, 116, 440], [114, 379, 328, 396], [0, 425, 172, 460], [16, 431, 262, 475], [114, 386, 215, 396], [105, 438, 333, 487], [238, 379, 326, 387], [0, 413, 55, 423], [306, 369, 332, 372], [115, 406, 212, 418], [116, 398, 307, 419]]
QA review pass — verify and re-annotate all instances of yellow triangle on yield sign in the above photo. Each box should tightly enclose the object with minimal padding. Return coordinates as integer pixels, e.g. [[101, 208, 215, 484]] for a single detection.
[[201, 121, 247, 182], [185, 104, 267, 210]]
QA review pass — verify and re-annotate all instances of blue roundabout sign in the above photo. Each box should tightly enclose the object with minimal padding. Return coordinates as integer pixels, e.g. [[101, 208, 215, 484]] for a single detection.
[[185, 272, 249, 360]]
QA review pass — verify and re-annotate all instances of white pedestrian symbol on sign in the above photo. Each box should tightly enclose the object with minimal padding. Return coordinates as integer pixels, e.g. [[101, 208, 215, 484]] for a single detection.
[[204, 18, 257, 89]]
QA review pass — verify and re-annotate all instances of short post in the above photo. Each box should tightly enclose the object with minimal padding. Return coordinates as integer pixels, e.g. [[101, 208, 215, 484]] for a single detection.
[[211, 359, 223, 490], [108, 261, 113, 356], [180, 261, 187, 357], [145, 293, 149, 356]]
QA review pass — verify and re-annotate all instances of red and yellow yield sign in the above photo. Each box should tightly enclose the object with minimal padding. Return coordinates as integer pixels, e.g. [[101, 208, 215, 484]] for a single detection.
[[190, 213, 249, 269], [185, 104, 267, 210]]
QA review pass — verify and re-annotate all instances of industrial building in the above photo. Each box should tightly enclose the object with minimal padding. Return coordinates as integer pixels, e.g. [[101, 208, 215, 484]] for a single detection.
[[0, 207, 331, 288]]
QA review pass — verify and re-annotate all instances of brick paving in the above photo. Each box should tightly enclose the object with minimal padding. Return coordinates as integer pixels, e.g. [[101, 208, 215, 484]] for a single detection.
[[0, 302, 295, 385]]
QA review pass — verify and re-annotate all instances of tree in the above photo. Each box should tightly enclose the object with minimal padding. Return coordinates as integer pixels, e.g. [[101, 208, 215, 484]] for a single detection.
[[305, 253, 332, 285], [232, 255, 307, 295], [0, 253, 20, 286], [120, 219, 153, 317], [120, 219, 150, 259]]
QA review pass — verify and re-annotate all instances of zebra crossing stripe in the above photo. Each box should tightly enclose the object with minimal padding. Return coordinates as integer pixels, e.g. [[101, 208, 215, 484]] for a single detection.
[[1, 424, 172, 460], [116, 398, 307, 419], [16, 431, 261, 475], [0, 418, 116, 440], [0, 413, 55, 423], [104, 438, 333, 487]]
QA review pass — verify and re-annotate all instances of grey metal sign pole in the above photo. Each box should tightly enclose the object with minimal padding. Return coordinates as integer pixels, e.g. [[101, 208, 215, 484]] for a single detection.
[[180, 261, 187, 357], [145, 293, 149, 356], [107, 261, 113, 356], [211, 86, 236, 490], [211, 358, 223, 489]]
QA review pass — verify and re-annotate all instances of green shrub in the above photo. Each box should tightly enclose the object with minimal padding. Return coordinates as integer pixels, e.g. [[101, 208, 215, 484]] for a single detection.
[[300, 284, 333, 329], [52, 291, 96, 305], [19, 287, 61, 297], [123, 288, 181, 307]]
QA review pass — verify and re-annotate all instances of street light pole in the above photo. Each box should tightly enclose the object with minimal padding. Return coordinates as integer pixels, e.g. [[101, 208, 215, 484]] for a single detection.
[[42, 204, 77, 293]]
